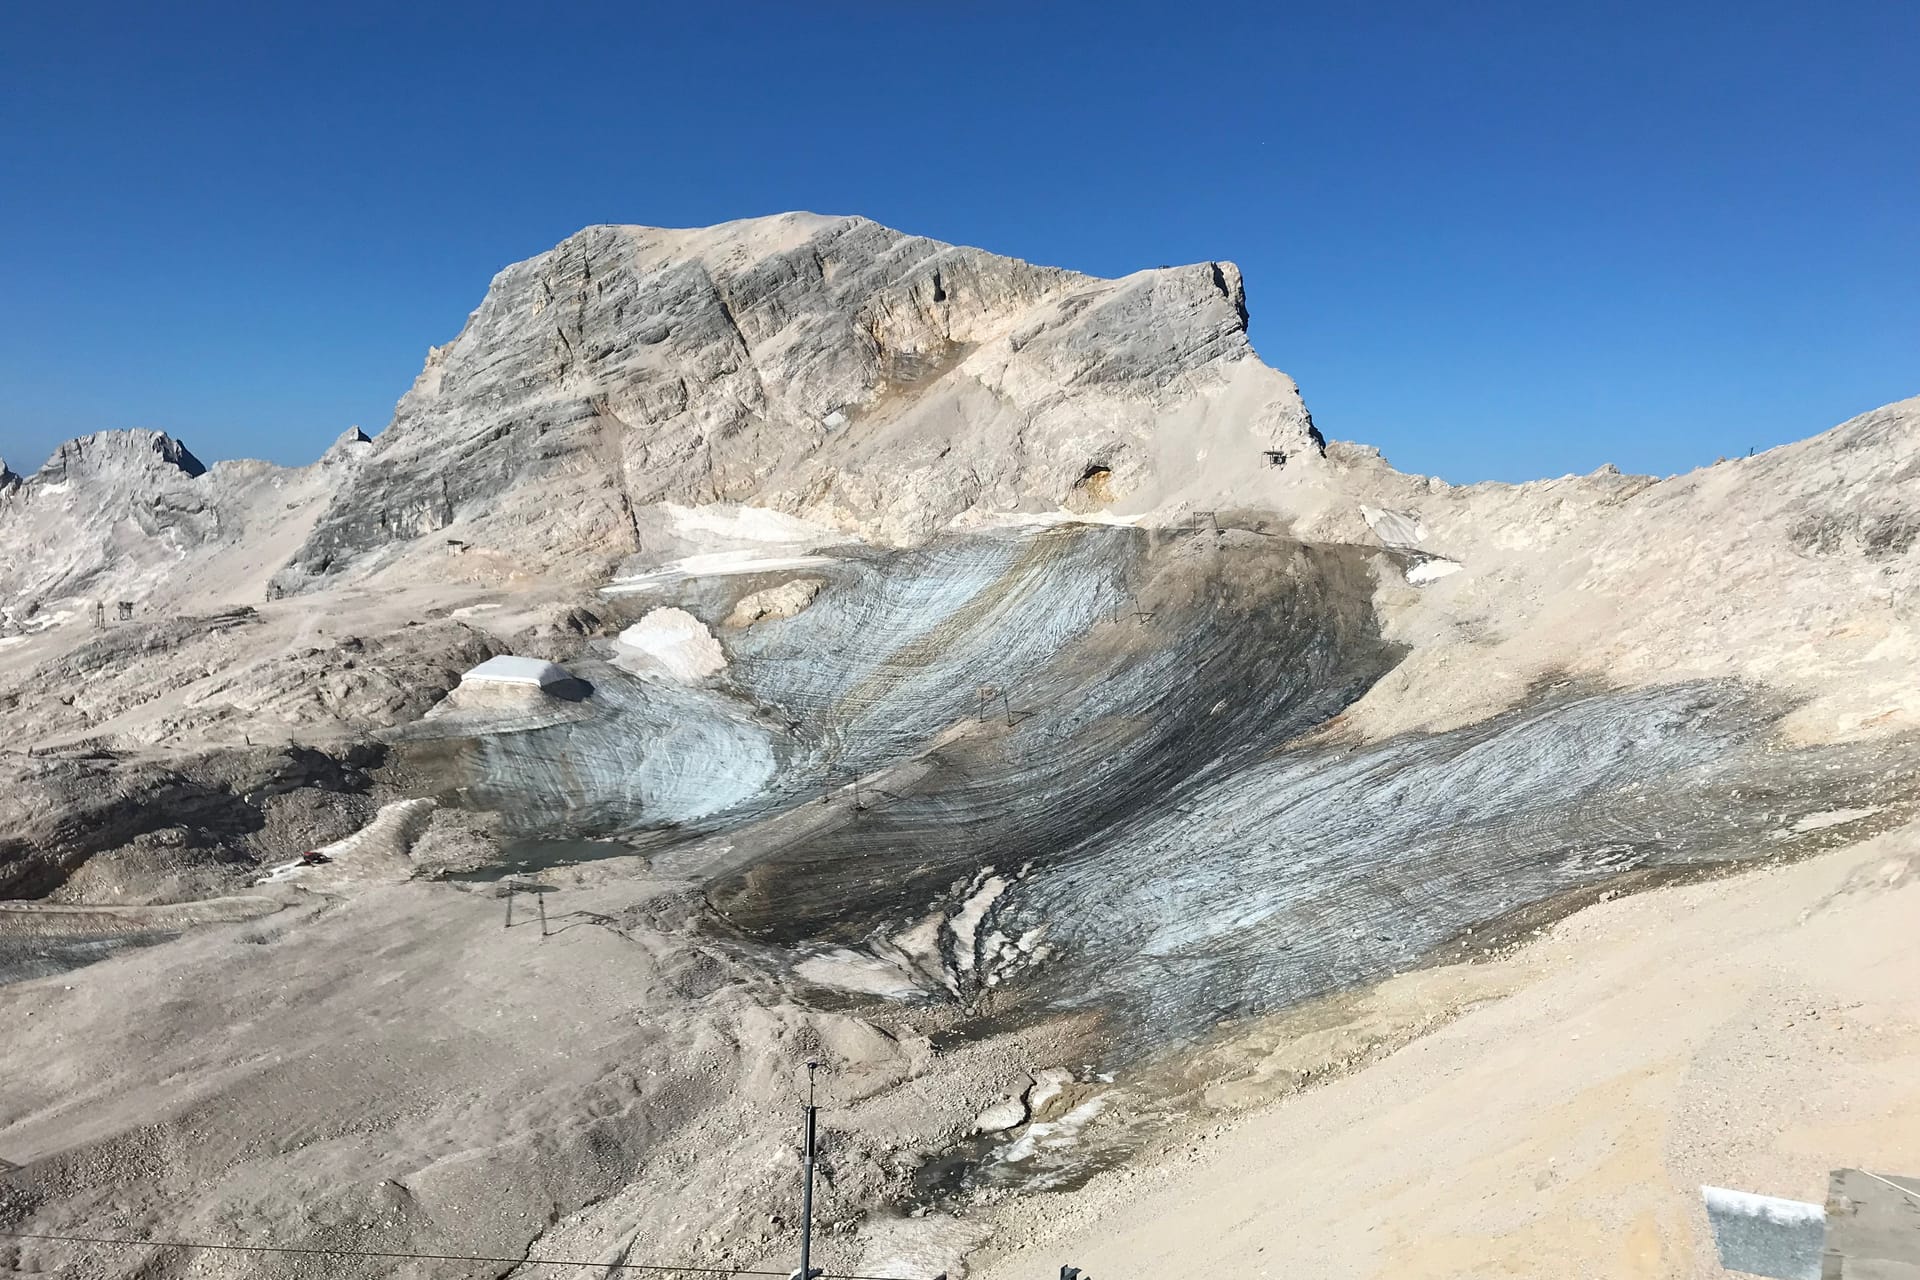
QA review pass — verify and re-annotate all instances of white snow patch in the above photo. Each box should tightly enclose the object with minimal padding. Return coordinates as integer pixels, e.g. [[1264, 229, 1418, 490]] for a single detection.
[[1407, 557, 1463, 584], [1361, 504, 1426, 547], [948, 874, 1009, 973], [1000, 1095, 1109, 1164], [966, 509, 1143, 531], [1702, 1185, 1826, 1226], [1789, 806, 1882, 834], [460, 656, 571, 688], [794, 949, 923, 999], [877, 912, 956, 995], [13, 608, 77, 633], [663, 503, 838, 545], [257, 859, 315, 885], [256, 798, 438, 885], [602, 551, 834, 594], [614, 608, 727, 681]]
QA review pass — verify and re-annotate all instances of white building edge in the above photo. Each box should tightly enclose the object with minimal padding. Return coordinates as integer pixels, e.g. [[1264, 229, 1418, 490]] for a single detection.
[[459, 655, 574, 689]]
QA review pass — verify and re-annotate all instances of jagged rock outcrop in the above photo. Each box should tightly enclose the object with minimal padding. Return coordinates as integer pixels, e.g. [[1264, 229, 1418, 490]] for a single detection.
[[0, 428, 362, 632], [268, 213, 1321, 594], [320, 425, 373, 463], [0, 430, 213, 630], [41, 429, 207, 483], [724, 576, 824, 627]]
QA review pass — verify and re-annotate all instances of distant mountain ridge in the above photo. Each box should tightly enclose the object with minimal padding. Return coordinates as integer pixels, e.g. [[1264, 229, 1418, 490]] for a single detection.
[[35, 429, 208, 483], [4, 213, 1916, 764], [0, 427, 363, 630]]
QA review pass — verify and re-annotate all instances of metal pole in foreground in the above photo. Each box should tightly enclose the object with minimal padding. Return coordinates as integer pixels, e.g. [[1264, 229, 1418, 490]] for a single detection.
[[799, 1061, 820, 1280], [537, 891, 548, 938]]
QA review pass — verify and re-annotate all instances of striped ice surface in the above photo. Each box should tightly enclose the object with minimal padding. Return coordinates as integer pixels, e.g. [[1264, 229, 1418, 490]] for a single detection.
[[420, 523, 1914, 1053]]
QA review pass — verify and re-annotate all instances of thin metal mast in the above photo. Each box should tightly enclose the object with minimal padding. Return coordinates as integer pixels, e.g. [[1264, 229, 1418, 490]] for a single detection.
[[799, 1061, 820, 1280]]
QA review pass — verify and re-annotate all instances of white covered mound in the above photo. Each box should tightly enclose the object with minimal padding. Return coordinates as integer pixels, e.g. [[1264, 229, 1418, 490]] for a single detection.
[[460, 655, 572, 688], [613, 608, 726, 681], [432, 655, 582, 715]]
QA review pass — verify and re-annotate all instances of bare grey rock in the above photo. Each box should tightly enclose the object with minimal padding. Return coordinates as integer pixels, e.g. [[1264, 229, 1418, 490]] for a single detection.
[[320, 424, 374, 464], [0, 430, 212, 626], [1, 610, 502, 752], [42, 428, 206, 483], [974, 1093, 1030, 1134]]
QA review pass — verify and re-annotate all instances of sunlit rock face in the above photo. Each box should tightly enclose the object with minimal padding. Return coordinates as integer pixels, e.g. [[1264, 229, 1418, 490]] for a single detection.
[[269, 213, 1321, 594]]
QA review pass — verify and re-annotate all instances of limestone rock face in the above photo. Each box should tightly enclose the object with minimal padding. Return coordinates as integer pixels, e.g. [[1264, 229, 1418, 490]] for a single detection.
[[0, 430, 357, 632], [320, 425, 373, 464], [0, 430, 218, 629], [269, 213, 1321, 593]]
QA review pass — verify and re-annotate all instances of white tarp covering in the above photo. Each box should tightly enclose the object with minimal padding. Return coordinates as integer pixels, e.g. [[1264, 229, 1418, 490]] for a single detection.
[[460, 655, 572, 688], [614, 609, 727, 682]]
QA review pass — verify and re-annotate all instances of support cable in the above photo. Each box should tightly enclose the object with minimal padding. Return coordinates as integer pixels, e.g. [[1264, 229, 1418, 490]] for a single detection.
[[0, 1229, 913, 1279]]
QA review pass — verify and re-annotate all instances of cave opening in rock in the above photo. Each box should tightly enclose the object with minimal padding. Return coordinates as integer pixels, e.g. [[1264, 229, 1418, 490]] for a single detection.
[[1066, 464, 1116, 512]]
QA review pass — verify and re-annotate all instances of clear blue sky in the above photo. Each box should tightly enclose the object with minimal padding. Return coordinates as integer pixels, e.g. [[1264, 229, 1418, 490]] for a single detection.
[[2, 2, 1914, 483]]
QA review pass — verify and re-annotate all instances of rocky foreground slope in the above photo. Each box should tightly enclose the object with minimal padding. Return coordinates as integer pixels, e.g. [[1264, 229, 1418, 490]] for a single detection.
[[0, 215, 1916, 1279]]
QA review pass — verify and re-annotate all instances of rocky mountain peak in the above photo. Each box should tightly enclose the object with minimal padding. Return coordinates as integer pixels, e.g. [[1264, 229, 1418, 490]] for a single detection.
[[268, 214, 1320, 593], [30, 429, 208, 487], [320, 425, 374, 465]]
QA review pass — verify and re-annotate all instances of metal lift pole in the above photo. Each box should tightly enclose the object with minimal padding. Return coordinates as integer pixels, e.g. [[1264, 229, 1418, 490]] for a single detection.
[[799, 1061, 820, 1280]]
